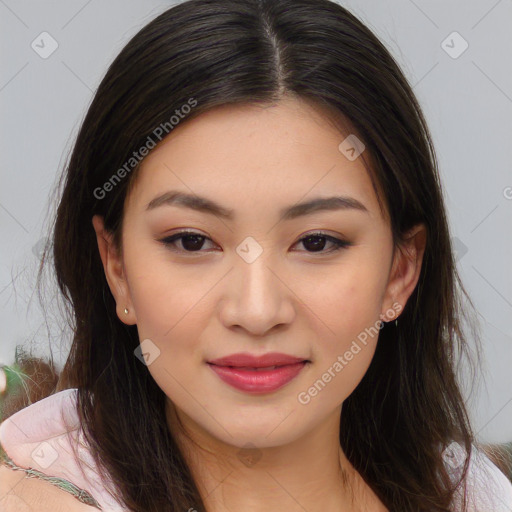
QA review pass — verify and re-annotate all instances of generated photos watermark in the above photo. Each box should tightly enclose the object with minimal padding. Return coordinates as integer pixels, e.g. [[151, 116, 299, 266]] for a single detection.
[[297, 301, 403, 405], [93, 97, 198, 200]]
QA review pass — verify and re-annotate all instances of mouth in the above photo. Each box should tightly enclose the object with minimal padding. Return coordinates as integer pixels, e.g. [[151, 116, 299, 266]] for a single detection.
[[207, 360, 310, 394]]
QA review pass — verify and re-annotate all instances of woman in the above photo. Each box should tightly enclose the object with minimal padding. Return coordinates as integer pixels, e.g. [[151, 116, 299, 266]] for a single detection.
[[1, 0, 511, 510]]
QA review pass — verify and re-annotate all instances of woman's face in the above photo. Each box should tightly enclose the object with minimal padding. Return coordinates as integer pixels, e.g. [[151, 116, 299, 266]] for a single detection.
[[94, 96, 424, 449]]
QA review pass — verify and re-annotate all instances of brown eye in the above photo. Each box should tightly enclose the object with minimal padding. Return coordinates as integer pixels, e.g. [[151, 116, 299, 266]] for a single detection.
[[295, 232, 352, 254], [160, 231, 216, 253]]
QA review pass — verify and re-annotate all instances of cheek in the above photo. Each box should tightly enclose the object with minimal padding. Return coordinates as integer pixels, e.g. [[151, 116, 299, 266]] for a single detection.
[[309, 258, 385, 339], [123, 249, 211, 404], [302, 259, 387, 401], [124, 244, 212, 340]]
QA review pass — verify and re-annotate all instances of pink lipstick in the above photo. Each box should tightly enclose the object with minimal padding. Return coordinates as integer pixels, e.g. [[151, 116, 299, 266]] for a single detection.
[[207, 352, 309, 394]]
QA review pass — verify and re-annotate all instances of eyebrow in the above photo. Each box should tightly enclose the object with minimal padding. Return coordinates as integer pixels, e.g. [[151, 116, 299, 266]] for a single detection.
[[145, 191, 369, 221]]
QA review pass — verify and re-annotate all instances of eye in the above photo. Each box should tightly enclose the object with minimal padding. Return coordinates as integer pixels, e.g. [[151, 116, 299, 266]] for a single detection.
[[293, 232, 352, 254], [159, 230, 216, 253], [159, 230, 352, 255]]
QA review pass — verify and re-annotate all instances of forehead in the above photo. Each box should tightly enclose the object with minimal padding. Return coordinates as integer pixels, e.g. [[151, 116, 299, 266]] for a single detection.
[[127, 97, 384, 221]]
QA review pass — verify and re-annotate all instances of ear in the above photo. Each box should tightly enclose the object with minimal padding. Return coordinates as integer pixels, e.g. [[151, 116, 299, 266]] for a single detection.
[[380, 223, 427, 321], [92, 215, 136, 325]]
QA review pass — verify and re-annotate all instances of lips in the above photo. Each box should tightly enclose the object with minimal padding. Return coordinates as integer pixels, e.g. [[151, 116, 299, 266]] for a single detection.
[[207, 352, 310, 393]]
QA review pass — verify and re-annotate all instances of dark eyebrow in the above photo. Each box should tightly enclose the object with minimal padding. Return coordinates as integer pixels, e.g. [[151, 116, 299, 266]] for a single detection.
[[145, 191, 369, 221]]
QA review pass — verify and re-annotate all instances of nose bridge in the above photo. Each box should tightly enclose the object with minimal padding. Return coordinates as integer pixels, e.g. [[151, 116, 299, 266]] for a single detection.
[[235, 234, 278, 296], [238, 252, 277, 304], [220, 241, 295, 333]]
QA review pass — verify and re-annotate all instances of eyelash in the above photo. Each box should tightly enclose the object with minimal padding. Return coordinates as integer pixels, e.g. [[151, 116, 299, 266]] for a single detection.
[[159, 230, 352, 255]]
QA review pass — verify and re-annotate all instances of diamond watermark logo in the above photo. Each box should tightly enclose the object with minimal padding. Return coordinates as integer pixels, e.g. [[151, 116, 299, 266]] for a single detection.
[[236, 237, 263, 264], [451, 236, 468, 262], [237, 442, 263, 467], [441, 32, 468, 59], [442, 441, 466, 469], [31, 32, 59, 59], [134, 338, 161, 366], [31, 441, 59, 469], [338, 134, 365, 161]]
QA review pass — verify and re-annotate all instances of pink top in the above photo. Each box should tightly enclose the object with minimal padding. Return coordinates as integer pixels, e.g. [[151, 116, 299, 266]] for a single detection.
[[0, 388, 126, 511], [0, 388, 511, 511]]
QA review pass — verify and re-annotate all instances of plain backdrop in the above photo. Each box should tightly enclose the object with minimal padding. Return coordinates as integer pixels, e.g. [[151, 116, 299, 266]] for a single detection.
[[0, 0, 511, 443]]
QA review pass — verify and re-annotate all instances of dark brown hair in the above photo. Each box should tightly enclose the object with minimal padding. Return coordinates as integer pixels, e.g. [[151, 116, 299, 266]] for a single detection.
[[39, 0, 482, 509]]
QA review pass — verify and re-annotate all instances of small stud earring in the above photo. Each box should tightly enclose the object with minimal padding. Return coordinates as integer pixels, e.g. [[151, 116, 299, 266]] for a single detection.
[[124, 308, 129, 315]]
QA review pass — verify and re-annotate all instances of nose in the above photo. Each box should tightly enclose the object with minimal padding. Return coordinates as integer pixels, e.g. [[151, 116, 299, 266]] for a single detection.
[[218, 255, 296, 337]]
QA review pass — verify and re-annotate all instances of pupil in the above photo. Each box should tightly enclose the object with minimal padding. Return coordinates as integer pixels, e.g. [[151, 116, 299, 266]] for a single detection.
[[303, 235, 326, 252], [182, 235, 204, 251]]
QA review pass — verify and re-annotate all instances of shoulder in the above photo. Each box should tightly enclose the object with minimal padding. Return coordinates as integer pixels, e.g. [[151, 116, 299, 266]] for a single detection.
[[0, 388, 81, 481], [0, 388, 126, 512], [0, 464, 96, 511], [445, 441, 512, 511]]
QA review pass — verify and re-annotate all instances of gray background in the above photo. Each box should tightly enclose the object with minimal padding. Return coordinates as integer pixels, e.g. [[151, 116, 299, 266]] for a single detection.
[[1, 0, 511, 443]]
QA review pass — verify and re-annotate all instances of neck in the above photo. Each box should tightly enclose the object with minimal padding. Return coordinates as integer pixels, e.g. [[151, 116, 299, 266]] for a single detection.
[[165, 400, 382, 512]]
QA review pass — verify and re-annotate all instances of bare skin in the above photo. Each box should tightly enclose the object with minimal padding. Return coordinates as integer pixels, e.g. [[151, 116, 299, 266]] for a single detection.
[[92, 96, 426, 512]]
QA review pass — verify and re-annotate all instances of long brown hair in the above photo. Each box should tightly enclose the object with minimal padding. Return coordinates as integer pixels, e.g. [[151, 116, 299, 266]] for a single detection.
[[39, 0, 482, 509]]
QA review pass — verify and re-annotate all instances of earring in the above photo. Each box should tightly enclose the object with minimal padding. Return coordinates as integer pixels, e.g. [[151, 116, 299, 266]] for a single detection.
[[392, 298, 399, 327], [124, 308, 129, 315]]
